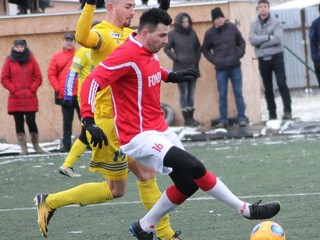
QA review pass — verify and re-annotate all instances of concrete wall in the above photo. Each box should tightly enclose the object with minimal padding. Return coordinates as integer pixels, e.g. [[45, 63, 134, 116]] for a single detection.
[[0, 1, 260, 143]]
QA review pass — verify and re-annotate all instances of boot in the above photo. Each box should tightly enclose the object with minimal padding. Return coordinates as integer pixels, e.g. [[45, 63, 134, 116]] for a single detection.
[[269, 112, 277, 120], [189, 109, 201, 126], [31, 132, 45, 154], [182, 110, 193, 126], [17, 133, 28, 155]]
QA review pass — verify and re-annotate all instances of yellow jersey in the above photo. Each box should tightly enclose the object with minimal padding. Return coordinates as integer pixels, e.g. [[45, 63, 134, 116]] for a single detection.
[[69, 47, 93, 104], [76, 4, 133, 118]]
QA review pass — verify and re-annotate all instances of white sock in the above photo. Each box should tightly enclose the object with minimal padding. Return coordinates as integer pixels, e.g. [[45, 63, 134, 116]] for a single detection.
[[139, 190, 178, 232], [205, 178, 251, 217]]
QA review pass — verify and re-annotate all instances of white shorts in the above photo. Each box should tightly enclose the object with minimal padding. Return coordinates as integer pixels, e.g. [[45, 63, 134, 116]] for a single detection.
[[120, 128, 185, 175]]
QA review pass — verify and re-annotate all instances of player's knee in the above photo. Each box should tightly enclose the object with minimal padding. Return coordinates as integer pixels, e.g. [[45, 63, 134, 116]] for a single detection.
[[111, 188, 126, 198], [189, 158, 206, 178], [107, 180, 126, 198], [134, 170, 156, 181], [129, 161, 156, 181]]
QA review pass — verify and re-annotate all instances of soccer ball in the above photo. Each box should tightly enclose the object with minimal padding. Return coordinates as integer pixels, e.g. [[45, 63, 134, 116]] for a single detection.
[[250, 221, 286, 240]]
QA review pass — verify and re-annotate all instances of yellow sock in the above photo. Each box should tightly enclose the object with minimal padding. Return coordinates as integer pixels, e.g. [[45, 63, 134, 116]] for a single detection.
[[62, 139, 87, 168], [46, 182, 113, 209], [137, 178, 175, 240]]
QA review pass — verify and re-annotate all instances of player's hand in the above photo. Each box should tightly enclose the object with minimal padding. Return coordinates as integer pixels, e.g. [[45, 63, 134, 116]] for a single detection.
[[82, 117, 108, 148], [166, 69, 198, 83], [61, 99, 73, 108], [86, 0, 97, 5], [159, 0, 170, 11]]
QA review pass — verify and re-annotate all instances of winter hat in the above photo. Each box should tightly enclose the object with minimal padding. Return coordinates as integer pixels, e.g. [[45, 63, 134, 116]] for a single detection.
[[211, 7, 225, 21], [13, 39, 27, 47], [63, 32, 75, 41]]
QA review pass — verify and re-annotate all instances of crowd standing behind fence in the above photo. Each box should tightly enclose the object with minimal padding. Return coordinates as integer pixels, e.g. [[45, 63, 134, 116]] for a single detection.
[[1, 39, 44, 155]]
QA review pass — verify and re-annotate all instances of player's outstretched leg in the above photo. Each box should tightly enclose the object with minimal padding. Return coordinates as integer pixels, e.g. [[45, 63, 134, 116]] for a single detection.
[[34, 182, 113, 237], [34, 193, 55, 237]]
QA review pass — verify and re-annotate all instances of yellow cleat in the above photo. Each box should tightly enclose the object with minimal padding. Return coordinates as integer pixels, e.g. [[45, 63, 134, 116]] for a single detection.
[[34, 193, 55, 237]]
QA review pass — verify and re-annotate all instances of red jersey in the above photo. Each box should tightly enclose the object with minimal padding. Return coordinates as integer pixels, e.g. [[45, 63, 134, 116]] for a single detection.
[[81, 33, 170, 145]]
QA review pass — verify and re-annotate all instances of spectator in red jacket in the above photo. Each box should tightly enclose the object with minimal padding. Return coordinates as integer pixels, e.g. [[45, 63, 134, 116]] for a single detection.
[[1, 39, 44, 155], [48, 33, 79, 152]]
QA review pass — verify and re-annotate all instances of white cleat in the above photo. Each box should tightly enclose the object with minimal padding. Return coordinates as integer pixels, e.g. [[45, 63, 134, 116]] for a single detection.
[[59, 166, 81, 177]]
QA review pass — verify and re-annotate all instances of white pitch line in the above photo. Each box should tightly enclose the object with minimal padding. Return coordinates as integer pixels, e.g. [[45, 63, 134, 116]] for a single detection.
[[1, 192, 319, 213], [0, 152, 91, 165]]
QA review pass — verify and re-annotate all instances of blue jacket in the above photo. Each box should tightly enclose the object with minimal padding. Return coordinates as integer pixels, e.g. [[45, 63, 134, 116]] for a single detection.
[[310, 16, 320, 63]]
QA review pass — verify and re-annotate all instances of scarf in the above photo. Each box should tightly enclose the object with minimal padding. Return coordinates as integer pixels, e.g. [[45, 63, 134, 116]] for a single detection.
[[10, 48, 31, 64]]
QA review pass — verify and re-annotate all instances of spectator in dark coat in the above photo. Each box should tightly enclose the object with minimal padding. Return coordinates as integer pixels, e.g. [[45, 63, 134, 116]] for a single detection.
[[202, 7, 247, 129], [310, 3, 320, 88], [1, 39, 44, 155], [164, 12, 201, 126]]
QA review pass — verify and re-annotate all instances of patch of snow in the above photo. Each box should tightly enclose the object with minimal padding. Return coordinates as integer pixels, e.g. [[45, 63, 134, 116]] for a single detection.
[[1, 90, 320, 155]]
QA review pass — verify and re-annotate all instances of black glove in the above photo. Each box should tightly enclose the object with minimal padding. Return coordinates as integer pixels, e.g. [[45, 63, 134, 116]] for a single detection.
[[61, 99, 73, 108], [166, 69, 198, 83], [86, 0, 97, 5], [82, 117, 108, 148], [159, 0, 170, 11]]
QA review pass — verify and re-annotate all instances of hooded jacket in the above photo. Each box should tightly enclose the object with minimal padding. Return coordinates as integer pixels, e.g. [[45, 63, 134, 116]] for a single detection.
[[202, 21, 246, 70], [1, 50, 42, 114], [164, 12, 201, 75]]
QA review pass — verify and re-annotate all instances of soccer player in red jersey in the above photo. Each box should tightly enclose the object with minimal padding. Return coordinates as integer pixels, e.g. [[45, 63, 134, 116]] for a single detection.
[[81, 8, 281, 240]]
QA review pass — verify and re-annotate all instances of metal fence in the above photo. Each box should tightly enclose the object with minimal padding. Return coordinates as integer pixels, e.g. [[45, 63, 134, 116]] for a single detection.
[[272, 5, 319, 90]]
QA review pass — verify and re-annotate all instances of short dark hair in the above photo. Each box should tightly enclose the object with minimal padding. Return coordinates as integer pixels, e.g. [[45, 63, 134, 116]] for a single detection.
[[258, 0, 269, 7], [137, 8, 172, 33]]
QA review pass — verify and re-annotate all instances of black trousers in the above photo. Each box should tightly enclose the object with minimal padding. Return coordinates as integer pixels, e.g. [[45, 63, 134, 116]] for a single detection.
[[61, 96, 80, 151], [313, 61, 320, 88], [12, 112, 38, 134], [258, 53, 292, 118], [164, 146, 206, 197]]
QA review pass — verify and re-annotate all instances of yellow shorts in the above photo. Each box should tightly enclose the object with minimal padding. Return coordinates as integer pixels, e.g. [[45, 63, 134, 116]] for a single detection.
[[86, 116, 128, 181]]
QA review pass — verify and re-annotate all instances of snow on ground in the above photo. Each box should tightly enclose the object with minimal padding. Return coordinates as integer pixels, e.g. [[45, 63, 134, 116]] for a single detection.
[[1, 89, 320, 155], [260, 89, 320, 122]]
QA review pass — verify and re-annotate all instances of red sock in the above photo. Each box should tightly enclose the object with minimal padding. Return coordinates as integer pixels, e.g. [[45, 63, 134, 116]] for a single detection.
[[194, 170, 217, 191], [166, 185, 188, 205]]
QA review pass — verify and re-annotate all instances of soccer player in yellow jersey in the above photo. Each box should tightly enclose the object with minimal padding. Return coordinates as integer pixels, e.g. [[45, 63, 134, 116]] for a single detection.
[[59, 22, 100, 178], [34, 0, 180, 239], [58, 47, 92, 177]]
